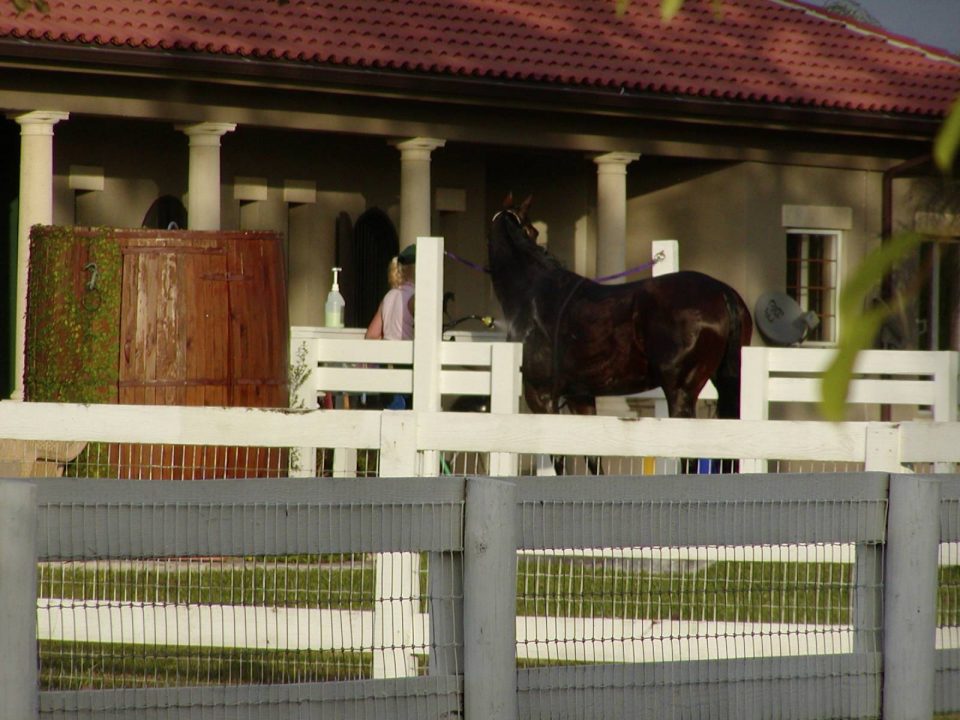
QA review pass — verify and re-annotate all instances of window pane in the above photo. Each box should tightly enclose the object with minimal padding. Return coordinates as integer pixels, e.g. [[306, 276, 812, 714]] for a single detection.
[[786, 231, 838, 343]]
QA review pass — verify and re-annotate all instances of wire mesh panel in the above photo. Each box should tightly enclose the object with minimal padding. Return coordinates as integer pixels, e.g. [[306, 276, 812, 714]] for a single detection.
[[765, 460, 867, 474], [0, 439, 382, 480], [506, 453, 868, 478], [939, 481, 960, 714], [37, 554, 383, 688], [516, 544, 854, 665], [35, 478, 464, 719], [514, 474, 888, 720]]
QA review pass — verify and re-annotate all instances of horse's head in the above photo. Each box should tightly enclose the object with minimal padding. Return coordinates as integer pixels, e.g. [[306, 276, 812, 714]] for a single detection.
[[491, 193, 539, 250]]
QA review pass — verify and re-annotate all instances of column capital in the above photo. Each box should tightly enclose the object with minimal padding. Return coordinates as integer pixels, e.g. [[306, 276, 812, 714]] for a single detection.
[[392, 137, 446, 159], [10, 111, 69, 135], [593, 151, 641, 170], [177, 122, 237, 146]]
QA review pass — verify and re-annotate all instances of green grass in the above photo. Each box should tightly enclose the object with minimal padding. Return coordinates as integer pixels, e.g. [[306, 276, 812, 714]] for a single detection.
[[39, 558, 960, 626], [39, 557, 378, 610], [35, 557, 960, 697], [39, 641, 374, 689], [516, 558, 854, 624]]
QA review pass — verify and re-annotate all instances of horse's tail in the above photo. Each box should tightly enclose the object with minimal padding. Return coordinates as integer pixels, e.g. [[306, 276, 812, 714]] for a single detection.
[[714, 286, 753, 419]]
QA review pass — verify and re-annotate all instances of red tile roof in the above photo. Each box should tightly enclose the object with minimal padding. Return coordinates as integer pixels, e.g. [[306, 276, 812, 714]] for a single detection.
[[2, 0, 958, 119]]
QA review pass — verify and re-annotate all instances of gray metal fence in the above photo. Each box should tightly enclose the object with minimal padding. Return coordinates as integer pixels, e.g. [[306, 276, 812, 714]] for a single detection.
[[1, 472, 958, 719]]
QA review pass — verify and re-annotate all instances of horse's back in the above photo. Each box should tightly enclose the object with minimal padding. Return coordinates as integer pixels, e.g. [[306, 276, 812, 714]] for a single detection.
[[580, 270, 739, 318]]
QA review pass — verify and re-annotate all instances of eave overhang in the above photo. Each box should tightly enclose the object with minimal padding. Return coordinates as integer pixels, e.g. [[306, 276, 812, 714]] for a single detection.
[[0, 37, 946, 144]]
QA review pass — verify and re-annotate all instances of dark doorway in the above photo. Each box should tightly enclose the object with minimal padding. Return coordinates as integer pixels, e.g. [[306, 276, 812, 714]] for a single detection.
[[141, 194, 188, 230], [350, 208, 399, 329], [0, 119, 19, 397], [918, 239, 960, 350]]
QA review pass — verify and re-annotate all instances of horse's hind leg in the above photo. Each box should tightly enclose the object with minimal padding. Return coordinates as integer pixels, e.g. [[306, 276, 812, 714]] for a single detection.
[[714, 375, 740, 420], [663, 385, 703, 474], [663, 385, 697, 419], [711, 376, 741, 473]]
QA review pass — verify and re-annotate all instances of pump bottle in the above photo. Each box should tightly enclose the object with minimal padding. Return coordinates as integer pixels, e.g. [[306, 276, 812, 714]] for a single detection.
[[325, 267, 345, 328]]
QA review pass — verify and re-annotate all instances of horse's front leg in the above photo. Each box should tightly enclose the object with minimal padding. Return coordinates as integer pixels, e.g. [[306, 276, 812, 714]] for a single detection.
[[548, 396, 602, 475], [565, 396, 602, 475], [524, 383, 556, 414], [523, 384, 565, 475]]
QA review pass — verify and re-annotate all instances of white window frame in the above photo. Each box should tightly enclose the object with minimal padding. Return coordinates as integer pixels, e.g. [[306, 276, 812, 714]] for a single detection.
[[785, 228, 842, 345]]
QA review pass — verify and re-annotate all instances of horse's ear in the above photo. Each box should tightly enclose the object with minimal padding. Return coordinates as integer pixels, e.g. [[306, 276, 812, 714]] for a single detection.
[[519, 194, 533, 217], [502, 192, 514, 209]]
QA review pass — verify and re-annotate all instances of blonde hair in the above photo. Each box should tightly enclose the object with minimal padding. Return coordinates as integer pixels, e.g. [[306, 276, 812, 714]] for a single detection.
[[387, 256, 414, 288], [387, 257, 402, 289]]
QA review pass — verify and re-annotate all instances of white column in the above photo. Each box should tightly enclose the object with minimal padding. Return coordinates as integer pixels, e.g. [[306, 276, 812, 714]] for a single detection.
[[393, 137, 445, 250], [10, 110, 69, 400], [594, 152, 639, 283], [179, 122, 236, 230]]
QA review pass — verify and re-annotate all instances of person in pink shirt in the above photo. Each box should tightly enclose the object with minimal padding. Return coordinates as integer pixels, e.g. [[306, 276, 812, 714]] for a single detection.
[[365, 245, 415, 340], [365, 245, 416, 408]]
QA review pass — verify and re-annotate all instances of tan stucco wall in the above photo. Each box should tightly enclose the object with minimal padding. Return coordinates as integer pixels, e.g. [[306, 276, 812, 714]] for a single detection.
[[42, 116, 913, 351], [626, 159, 886, 334]]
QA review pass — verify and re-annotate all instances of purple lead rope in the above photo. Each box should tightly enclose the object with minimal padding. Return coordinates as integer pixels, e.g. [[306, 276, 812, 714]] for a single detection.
[[444, 249, 490, 274], [444, 249, 664, 283], [594, 251, 665, 282]]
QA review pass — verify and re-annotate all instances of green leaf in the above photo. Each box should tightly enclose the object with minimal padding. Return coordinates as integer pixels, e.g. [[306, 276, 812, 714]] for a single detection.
[[661, 0, 685, 21], [819, 231, 923, 421], [837, 231, 921, 321], [934, 97, 960, 174], [820, 307, 887, 421]]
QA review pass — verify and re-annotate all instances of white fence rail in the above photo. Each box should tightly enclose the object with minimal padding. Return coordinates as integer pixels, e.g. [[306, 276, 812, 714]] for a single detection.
[[0, 400, 953, 472], [289, 328, 521, 412], [740, 347, 959, 473], [741, 346, 959, 421]]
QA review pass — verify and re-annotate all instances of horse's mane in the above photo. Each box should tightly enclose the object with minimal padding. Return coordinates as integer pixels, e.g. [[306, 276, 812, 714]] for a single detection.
[[491, 210, 566, 276]]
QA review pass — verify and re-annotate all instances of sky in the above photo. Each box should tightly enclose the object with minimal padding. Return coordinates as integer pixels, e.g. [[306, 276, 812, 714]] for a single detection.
[[801, 0, 960, 55]]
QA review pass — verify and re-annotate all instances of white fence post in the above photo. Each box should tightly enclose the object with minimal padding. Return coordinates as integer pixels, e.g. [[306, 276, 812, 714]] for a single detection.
[[463, 477, 518, 720], [0, 479, 38, 719], [932, 351, 959, 422], [883, 474, 940, 720], [414, 236, 444, 476], [865, 424, 908, 474], [933, 352, 958, 473], [373, 412, 420, 679], [489, 342, 522, 477], [412, 235, 444, 410], [289, 329, 320, 477], [739, 347, 771, 473], [651, 239, 678, 276]]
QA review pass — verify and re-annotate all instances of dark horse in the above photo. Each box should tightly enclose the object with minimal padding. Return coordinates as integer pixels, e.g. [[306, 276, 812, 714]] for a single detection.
[[488, 197, 753, 470]]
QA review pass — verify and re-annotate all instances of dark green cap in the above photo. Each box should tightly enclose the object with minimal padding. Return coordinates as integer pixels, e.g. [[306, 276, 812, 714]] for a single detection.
[[398, 244, 417, 264]]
